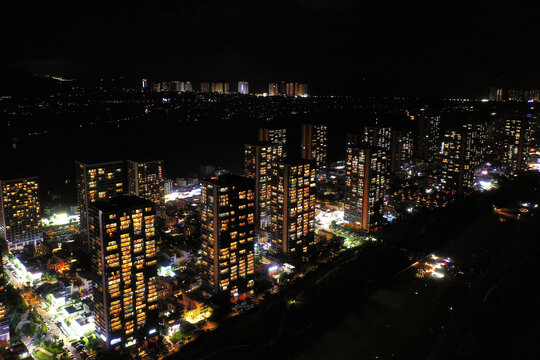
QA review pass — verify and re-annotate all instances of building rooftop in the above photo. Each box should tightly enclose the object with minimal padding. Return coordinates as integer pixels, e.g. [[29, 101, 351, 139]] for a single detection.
[[245, 141, 282, 148], [75, 159, 123, 167], [0, 175, 38, 182], [126, 159, 164, 164], [90, 195, 154, 212], [201, 174, 254, 187], [274, 159, 314, 167]]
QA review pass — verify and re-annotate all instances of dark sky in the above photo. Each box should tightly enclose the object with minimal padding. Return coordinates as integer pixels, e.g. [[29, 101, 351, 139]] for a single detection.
[[2, 1, 540, 97]]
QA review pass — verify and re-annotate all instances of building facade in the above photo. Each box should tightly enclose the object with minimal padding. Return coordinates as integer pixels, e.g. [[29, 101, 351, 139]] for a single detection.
[[390, 129, 414, 172], [238, 81, 249, 95], [88, 196, 158, 350], [244, 142, 285, 229], [258, 127, 287, 146], [501, 118, 532, 176], [344, 146, 387, 232], [441, 130, 474, 194], [200, 175, 255, 300], [270, 161, 316, 262], [76, 161, 125, 248], [0, 256, 9, 345], [126, 160, 164, 206], [0, 177, 43, 251], [416, 115, 441, 162], [301, 124, 328, 170]]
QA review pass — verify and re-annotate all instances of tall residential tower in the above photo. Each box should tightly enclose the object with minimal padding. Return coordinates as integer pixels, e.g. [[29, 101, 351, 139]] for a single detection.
[[270, 161, 316, 263], [0, 177, 42, 251], [76, 161, 125, 247], [301, 124, 328, 170], [126, 160, 164, 206], [244, 143, 285, 229], [344, 146, 387, 232], [200, 175, 255, 300], [89, 196, 158, 350]]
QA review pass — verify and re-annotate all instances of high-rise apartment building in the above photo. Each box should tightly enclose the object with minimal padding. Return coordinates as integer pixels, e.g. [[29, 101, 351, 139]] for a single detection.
[[507, 89, 524, 101], [238, 81, 249, 95], [489, 87, 504, 101], [502, 118, 532, 176], [268, 83, 279, 96], [297, 83, 308, 96], [126, 160, 164, 206], [390, 129, 414, 172], [76, 161, 125, 246], [0, 257, 9, 345], [211, 82, 224, 94], [89, 196, 158, 350], [441, 130, 474, 194], [200, 82, 210, 93], [258, 127, 287, 146], [184, 81, 193, 92], [301, 124, 328, 170], [0, 177, 42, 251], [170, 81, 184, 92], [524, 89, 540, 102], [244, 143, 285, 228], [462, 121, 488, 168], [416, 115, 441, 162], [270, 161, 316, 262], [344, 145, 387, 232], [200, 175, 255, 300], [363, 126, 392, 152], [286, 83, 294, 96]]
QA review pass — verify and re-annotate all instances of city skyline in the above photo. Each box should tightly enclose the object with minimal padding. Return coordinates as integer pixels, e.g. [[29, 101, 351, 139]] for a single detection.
[[1, 2, 540, 359], [3, 3, 540, 97]]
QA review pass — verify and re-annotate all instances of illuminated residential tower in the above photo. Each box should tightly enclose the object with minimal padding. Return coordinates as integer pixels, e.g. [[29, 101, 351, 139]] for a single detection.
[[390, 129, 414, 172], [200, 174, 255, 300], [416, 115, 441, 162], [344, 145, 387, 232], [244, 142, 285, 228], [258, 127, 287, 146], [268, 83, 279, 96], [89, 196, 158, 350], [0, 257, 9, 345], [501, 118, 532, 176], [301, 124, 328, 170], [0, 176, 42, 251], [76, 161, 125, 249], [126, 160, 164, 206], [441, 129, 474, 194], [363, 126, 392, 151], [238, 81, 249, 95], [270, 160, 316, 262]]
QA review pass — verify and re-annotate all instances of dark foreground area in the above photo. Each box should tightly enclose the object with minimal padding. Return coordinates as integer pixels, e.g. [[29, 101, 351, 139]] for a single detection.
[[167, 174, 540, 360]]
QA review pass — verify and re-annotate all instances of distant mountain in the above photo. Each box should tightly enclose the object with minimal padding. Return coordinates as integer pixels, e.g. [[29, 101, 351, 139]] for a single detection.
[[0, 66, 64, 97]]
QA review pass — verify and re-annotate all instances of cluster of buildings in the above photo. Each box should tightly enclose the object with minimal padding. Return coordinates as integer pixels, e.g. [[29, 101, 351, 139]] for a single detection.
[[0, 104, 538, 354], [489, 87, 540, 102], [268, 82, 309, 97], [141, 79, 308, 96]]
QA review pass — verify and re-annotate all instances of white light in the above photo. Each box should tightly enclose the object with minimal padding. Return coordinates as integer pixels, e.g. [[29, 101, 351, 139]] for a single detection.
[[111, 337, 122, 345], [481, 99, 489, 102], [148, 328, 157, 335], [268, 265, 278, 272]]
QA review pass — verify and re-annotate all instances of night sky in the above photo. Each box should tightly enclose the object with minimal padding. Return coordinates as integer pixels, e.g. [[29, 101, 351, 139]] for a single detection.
[[2, 1, 540, 97]]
